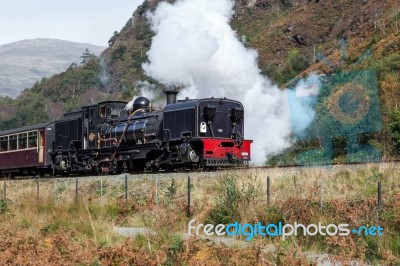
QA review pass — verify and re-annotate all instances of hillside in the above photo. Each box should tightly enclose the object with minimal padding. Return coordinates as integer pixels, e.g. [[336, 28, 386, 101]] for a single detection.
[[0, 0, 399, 159], [0, 38, 105, 98]]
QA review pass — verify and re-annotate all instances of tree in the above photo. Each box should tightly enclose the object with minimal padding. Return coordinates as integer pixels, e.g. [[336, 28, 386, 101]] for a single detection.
[[389, 110, 400, 154], [108, 31, 120, 47], [80, 48, 96, 64]]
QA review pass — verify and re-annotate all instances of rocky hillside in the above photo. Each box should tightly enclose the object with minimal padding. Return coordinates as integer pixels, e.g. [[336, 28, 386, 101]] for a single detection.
[[0, 38, 105, 98]]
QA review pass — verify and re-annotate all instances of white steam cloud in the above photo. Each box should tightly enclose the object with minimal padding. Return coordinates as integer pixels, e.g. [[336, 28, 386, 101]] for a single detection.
[[142, 0, 318, 164], [125, 81, 160, 110]]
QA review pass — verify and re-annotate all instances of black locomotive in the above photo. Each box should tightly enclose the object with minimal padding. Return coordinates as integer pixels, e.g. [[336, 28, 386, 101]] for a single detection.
[[0, 91, 252, 177]]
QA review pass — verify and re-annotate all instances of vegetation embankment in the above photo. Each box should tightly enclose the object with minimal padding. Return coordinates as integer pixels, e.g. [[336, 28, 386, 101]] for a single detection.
[[0, 165, 399, 264]]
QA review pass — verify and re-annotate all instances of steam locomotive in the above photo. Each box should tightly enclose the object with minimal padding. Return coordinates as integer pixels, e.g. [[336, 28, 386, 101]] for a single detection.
[[0, 91, 252, 177]]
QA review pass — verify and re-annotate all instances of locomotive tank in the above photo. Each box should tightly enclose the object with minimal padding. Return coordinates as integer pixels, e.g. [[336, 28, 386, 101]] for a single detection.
[[98, 97, 163, 148]]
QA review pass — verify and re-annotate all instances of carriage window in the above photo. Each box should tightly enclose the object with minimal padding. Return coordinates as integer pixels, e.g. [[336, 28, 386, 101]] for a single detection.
[[28, 131, 38, 148], [0, 136, 7, 152], [9, 135, 17, 151], [18, 133, 28, 150]]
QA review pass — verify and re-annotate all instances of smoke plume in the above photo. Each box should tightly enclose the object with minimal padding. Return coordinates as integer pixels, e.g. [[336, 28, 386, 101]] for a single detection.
[[125, 81, 162, 110], [142, 0, 318, 164]]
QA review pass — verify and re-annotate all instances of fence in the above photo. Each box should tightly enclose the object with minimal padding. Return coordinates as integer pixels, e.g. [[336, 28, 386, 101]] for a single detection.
[[1, 163, 394, 219], [1, 171, 217, 207]]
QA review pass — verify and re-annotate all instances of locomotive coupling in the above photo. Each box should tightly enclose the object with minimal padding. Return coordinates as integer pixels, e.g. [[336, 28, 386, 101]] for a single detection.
[[55, 154, 68, 171]]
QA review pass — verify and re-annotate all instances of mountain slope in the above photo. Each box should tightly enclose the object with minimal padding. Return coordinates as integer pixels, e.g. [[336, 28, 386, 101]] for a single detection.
[[0, 38, 105, 98]]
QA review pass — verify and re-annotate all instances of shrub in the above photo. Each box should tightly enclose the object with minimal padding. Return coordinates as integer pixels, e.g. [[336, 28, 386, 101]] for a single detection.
[[206, 174, 241, 225], [161, 179, 177, 200], [0, 199, 9, 214], [166, 235, 184, 263], [262, 48, 309, 85], [389, 110, 400, 154], [206, 174, 261, 225]]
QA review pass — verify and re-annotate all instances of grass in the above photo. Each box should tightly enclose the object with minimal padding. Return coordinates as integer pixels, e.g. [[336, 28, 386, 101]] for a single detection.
[[0, 164, 399, 264]]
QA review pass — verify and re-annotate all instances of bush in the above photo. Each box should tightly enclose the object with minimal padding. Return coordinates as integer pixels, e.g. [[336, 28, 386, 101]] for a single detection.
[[206, 174, 241, 225], [389, 110, 400, 154], [161, 178, 178, 200], [370, 53, 400, 74], [0, 199, 9, 214], [262, 49, 309, 85], [206, 174, 261, 225], [165, 235, 184, 265]]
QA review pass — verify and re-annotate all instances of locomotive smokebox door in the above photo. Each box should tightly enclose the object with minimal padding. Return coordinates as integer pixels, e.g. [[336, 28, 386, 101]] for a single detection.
[[200, 122, 207, 134]]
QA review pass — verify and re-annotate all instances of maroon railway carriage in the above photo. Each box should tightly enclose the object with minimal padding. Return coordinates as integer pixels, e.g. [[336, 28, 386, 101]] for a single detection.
[[0, 123, 55, 177]]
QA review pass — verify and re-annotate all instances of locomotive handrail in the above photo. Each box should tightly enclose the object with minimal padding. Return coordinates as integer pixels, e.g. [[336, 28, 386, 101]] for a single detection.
[[127, 108, 146, 122]]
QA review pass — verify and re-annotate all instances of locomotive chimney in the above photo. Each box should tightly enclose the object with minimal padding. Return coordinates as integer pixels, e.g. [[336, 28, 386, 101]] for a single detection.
[[164, 90, 179, 105]]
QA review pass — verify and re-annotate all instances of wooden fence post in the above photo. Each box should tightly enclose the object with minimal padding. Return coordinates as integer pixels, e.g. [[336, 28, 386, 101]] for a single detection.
[[75, 177, 79, 199], [378, 181, 382, 220], [36, 179, 39, 200], [125, 174, 128, 201], [3, 181, 6, 200], [155, 176, 158, 206], [187, 176, 191, 217], [267, 176, 270, 206]]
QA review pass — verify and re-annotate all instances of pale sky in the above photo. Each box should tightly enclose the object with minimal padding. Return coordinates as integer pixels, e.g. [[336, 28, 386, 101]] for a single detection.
[[0, 0, 144, 46]]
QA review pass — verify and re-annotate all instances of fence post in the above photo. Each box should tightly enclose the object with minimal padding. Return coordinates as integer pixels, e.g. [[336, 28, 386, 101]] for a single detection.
[[267, 176, 270, 206], [36, 178, 39, 200], [53, 180, 56, 202], [155, 176, 158, 206], [378, 181, 382, 219], [320, 181, 323, 210], [125, 174, 128, 201], [187, 175, 191, 217], [100, 178, 103, 203], [75, 177, 78, 199], [3, 181, 6, 200]]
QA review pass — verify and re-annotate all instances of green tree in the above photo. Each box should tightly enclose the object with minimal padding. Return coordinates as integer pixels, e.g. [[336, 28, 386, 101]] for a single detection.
[[389, 110, 400, 154], [80, 48, 96, 64], [15, 91, 49, 126], [108, 31, 120, 47], [262, 49, 309, 86]]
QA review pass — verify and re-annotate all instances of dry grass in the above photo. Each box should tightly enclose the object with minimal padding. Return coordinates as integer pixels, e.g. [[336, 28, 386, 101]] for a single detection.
[[0, 164, 398, 264]]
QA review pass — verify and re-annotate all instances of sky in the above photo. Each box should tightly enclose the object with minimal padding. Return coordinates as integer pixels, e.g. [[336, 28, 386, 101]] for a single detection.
[[0, 0, 144, 47]]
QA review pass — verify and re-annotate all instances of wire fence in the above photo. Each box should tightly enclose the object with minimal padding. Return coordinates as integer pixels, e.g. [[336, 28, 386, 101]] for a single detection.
[[2, 163, 395, 218], [1, 172, 218, 207]]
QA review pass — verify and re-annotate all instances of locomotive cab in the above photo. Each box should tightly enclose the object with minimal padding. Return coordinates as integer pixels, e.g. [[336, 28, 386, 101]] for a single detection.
[[81, 101, 127, 150]]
